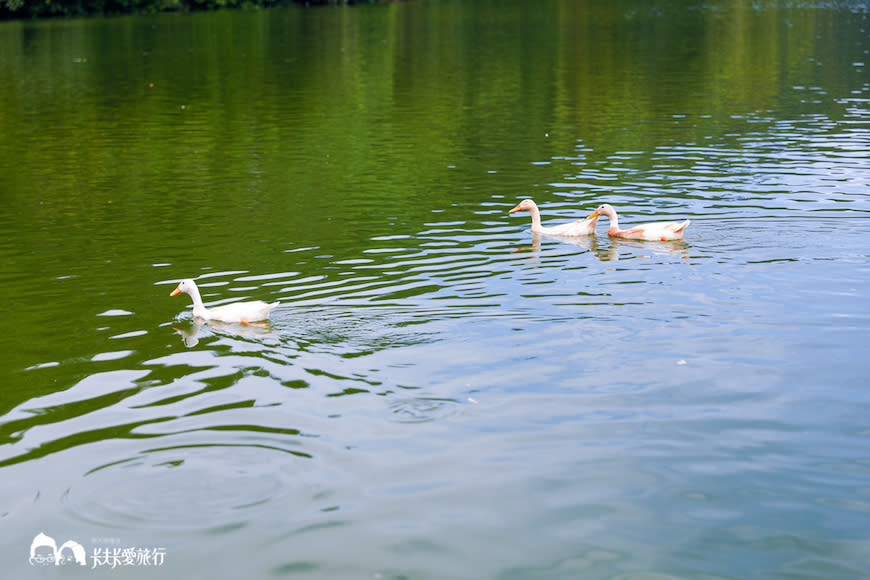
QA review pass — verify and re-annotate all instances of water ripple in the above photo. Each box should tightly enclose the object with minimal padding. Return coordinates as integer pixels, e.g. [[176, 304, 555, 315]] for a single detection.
[[62, 440, 308, 531]]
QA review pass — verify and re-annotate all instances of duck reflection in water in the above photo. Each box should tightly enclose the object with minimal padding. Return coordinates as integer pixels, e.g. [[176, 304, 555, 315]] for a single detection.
[[512, 231, 599, 258], [514, 233, 688, 263], [593, 236, 690, 262], [173, 318, 273, 348]]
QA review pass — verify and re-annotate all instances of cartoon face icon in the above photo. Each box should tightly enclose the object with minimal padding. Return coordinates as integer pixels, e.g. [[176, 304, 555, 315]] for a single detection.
[[57, 541, 87, 566], [29, 533, 57, 566], [28, 533, 87, 567]]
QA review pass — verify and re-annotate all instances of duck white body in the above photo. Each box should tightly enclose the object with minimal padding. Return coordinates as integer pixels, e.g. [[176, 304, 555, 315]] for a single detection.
[[509, 199, 598, 237], [170, 279, 278, 324], [588, 203, 690, 241]]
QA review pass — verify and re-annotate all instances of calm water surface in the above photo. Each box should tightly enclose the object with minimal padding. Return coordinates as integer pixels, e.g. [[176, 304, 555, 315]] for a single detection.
[[1, 1, 869, 578]]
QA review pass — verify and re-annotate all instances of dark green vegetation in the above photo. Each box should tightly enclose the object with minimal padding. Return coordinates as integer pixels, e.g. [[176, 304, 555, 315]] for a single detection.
[[0, 0, 382, 20]]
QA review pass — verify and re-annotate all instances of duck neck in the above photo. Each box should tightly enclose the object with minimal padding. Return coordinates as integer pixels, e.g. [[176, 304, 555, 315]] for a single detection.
[[528, 204, 543, 232], [187, 285, 207, 315], [605, 208, 619, 233]]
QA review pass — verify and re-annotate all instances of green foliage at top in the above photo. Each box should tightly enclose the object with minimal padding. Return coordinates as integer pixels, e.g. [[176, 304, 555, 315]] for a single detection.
[[0, 0, 380, 19]]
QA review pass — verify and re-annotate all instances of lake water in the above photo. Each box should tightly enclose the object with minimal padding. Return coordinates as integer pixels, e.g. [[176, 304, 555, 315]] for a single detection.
[[1, 0, 869, 578]]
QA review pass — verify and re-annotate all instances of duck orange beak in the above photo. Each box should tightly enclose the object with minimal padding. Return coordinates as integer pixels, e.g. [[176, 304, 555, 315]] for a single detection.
[[509, 204, 524, 214], [170, 286, 181, 297], [586, 209, 600, 219]]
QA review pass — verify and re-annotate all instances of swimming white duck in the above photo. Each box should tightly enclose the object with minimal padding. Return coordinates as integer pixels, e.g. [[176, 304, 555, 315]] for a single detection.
[[170, 279, 278, 324], [509, 199, 599, 236], [587, 203, 690, 241]]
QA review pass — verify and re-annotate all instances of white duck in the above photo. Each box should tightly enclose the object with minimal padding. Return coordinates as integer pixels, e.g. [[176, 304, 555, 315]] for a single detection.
[[509, 199, 598, 236], [170, 279, 278, 324], [587, 203, 690, 241]]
